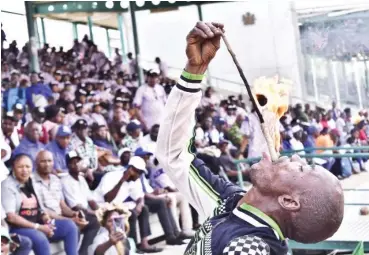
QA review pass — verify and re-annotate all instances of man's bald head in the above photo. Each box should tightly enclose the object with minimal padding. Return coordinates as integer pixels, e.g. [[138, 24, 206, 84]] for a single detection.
[[25, 121, 41, 142], [248, 153, 344, 243], [36, 150, 54, 176]]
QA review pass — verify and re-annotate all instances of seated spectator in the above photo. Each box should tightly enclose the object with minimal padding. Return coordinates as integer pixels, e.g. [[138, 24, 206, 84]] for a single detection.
[[33, 150, 99, 255], [93, 156, 162, 253], [121, 120, 142, 152], [91, 102, 107, 127], [134, 148, 185, 244], [12, 121, 45, 167], [224, 104, 237, 126], [357, 120, 368, 145], [347, 129, 367, 174], [201, 86, 218, 108], [316, 127, 334, 154], [26, 72, 53, 109], [118, 148, 132, 168], [218, 140, 249, 182], [139, 170, 185, 245], [227, 114, 247, 152], [12, 103, 25, 132], [64, 102, 92, 127], [23, 106, 49, 144], [289, 125, 305, 155], [44, 105, 64, 139], [138, 124, 159, 153], [1, 154, 78, 255], [70, 119, 98, 182], [89, 203, 132, 255], [303, 126, 319, 153], [144, 159, 194, 238], [61, 150, 99, 214], [2, 70, 26, 112], [315, 127, 336, 171], [45, 125, 72, 173], [195, 117, 219, 148], [92, 124, 116, 154], [2, 112, 20, 152]]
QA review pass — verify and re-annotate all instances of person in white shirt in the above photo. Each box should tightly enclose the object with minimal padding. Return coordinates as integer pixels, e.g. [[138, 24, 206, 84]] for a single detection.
[[289, 125, 306, 158], [1, 112, 20, 153], [93, 156, 162, 253], [240, 110, 270, 159], [133, 69, 166, 132], [138, 124, 159, 154], [61, 150, 99, 214], [91, 102, 107, 127], [201, 86, 219, 108], [224, 104, 237, 126]]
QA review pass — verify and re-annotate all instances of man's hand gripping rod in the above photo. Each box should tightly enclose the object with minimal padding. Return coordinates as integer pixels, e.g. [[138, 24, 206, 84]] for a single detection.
[[221, 34, 279, 161]]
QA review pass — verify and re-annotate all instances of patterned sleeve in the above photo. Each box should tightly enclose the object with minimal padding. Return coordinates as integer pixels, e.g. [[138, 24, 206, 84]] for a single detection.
[[222, 236, 270, 255]]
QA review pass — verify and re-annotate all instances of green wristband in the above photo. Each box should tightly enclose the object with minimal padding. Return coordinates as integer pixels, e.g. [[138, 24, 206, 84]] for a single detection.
[[181, 70, 204, 82]]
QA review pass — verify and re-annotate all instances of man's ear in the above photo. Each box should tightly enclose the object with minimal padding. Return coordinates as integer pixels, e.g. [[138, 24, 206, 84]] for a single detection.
[[278, 195, 300, 211]]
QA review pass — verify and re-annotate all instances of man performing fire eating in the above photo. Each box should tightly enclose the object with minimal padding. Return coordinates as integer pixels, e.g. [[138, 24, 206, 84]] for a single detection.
[[156, 22, 344, 255]]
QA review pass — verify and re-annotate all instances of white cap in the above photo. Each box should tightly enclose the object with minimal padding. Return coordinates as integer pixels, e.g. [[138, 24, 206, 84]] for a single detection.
[[128, 156, 147, 174], [118, 147, 132, 158]]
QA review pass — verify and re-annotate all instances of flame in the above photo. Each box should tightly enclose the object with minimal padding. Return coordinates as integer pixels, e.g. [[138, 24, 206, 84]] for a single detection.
[[252, 76, 291, 152]]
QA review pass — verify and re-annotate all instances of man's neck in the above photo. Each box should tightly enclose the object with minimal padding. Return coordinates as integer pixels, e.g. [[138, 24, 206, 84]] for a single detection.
[[239, 188, 289, 238], [70, 172, 79, 180], [37, 171, 50, 181]]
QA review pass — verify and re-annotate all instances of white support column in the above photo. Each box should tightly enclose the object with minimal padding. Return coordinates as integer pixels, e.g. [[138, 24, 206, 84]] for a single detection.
[[311, 58, 319, 102], [331, 61, 341, 108], [353, 58, 363, 109]]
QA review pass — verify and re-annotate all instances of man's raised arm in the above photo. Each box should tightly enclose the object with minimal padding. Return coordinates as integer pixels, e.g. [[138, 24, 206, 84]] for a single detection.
[[156, 22, 229, 218]]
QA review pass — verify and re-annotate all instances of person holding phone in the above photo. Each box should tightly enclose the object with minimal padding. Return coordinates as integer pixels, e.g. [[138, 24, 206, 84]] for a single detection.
[[89, 204, 132, 255]]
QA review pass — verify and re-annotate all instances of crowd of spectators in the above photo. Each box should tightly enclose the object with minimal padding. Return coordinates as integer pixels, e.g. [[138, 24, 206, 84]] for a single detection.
[[1, 33, 368, 254]]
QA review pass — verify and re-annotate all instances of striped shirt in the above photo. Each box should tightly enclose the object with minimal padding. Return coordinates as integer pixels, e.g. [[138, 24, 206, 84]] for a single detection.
[[32, 172, 63, 215]]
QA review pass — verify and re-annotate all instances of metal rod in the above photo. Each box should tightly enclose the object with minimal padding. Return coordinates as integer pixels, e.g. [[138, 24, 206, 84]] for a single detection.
[[222, 34, 279, 160]]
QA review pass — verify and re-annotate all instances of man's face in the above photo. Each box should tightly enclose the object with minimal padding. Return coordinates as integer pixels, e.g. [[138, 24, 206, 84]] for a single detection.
[[56, 135, 71, 149], [76, 107, 83, 115], [97, 126, 107, 139], [32, 113, 45, 124], [249, 154, 336, 198], [2, 119, 14, 135], [30, 73, 38, 84], [150, 126, 159, 142], [37, 152, 54, 175], [76, 128, 88, 140], [26, 123, 41, 142], [54, 74, 62, 81], [219, 143, 228, 153], [113, 107, 123, 120], [10, 74, 19, 84], [128, 167, 141, 182], [147, 76, 158, 86], [14, 111, 24, 121], [131, 128, 141, 139], [94, 105, 102, 114], [68, 158, 81, 174], [120, 152, 131, 166]]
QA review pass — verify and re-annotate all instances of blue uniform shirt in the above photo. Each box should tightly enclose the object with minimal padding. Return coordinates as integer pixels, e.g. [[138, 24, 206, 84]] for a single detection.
[[12, 137, 45, 170], [45, 140, 69, 172]]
